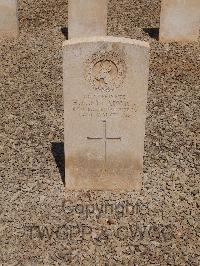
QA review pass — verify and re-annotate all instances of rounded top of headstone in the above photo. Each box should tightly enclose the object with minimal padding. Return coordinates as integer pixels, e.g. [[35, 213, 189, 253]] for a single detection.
[[63, 36, 150, 49]]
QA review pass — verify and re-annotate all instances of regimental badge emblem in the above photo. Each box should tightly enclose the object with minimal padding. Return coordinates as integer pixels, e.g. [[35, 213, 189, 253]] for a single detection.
[[86, 50, 127, 92]]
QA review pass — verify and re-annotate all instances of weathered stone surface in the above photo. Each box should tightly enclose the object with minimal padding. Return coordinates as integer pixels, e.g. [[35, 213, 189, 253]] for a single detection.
[[160, 0, 200, 42], [0, 0, 18, 38], [63, 36, 150, 190], [68, 0, 108, 39]]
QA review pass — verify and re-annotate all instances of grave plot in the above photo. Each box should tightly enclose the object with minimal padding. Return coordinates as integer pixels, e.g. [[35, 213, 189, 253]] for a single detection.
[[0, 0, 199, 265]]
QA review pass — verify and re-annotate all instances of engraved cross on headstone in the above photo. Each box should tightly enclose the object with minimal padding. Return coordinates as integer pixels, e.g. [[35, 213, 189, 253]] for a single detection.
[[87, 120, 121, 164]]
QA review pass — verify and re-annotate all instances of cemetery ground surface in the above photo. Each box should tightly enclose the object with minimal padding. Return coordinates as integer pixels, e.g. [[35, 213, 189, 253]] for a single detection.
[[0, 0, 199, 265]]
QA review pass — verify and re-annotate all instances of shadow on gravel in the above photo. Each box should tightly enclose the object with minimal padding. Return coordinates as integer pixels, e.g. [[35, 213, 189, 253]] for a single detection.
[[143, 28, 159, 40], [61, 27, 68, 40], [51, 142, 65, 186]]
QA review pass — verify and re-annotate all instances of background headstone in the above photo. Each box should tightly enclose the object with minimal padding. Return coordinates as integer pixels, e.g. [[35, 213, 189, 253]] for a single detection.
[[63, 36, 150, 190], [160, 0, 200, 42], [0, 0, 18, 38], [68, 0, 108, 39]]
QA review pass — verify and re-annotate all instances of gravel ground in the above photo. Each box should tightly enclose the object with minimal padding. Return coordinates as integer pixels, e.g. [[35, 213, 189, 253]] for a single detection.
[[0, 0, 199, 265]]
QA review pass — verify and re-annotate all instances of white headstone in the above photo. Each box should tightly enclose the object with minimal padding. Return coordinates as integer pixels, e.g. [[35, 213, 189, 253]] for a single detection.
[[63, 36, 150, 190], [160, 0, 200, 42], [0, 0, 18, 38], [68, 0, 108, 39]]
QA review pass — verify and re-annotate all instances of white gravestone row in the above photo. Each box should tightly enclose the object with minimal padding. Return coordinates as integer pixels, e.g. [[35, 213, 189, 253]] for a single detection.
[[0, 0, 18, 38], [0, 0, 199, 41], [63, 0, 150, 190], [0, 0, 198, 190]]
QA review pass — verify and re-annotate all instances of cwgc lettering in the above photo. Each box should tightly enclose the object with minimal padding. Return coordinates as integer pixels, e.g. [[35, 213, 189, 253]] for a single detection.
[[0, 0, 18, 38], [160, 0, 200, 42], [68, 0, 108, 39], [63, 37, 150, 190]]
